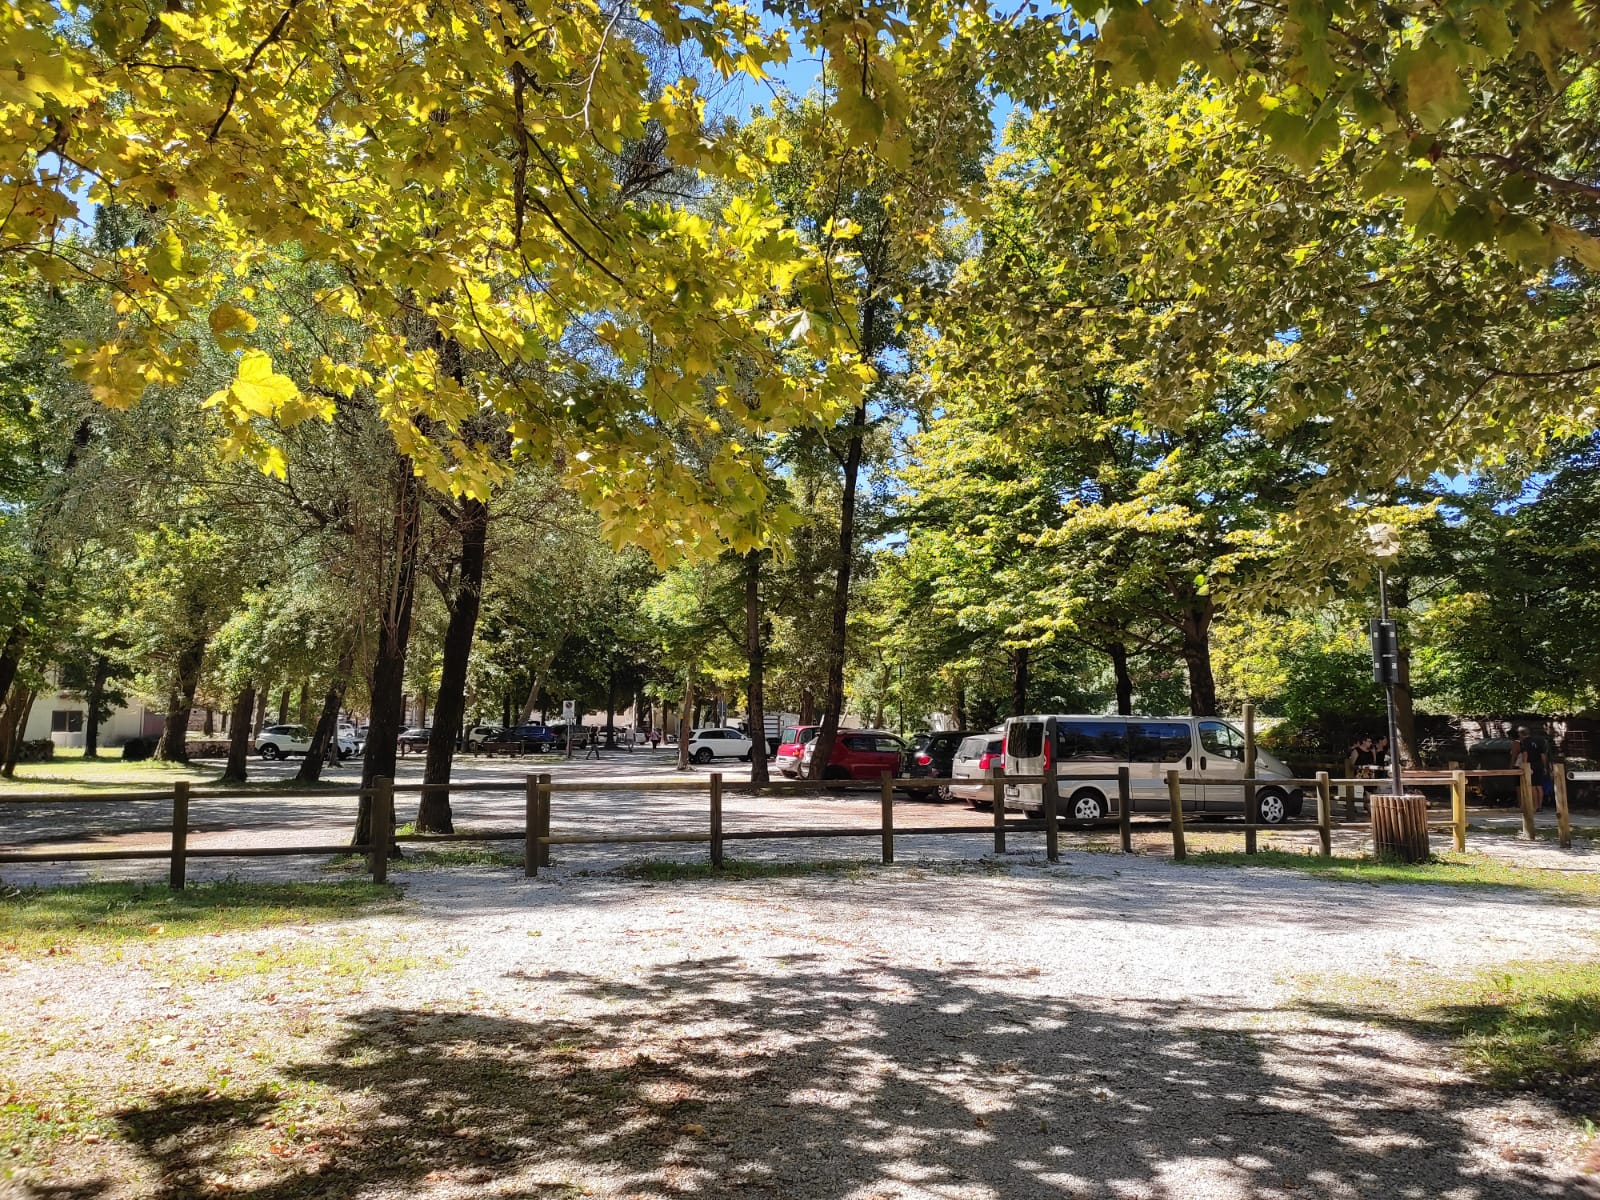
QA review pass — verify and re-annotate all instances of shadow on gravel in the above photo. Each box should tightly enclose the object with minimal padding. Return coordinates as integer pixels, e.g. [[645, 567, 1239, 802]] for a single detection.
[[37, 955, 1589, 1199]]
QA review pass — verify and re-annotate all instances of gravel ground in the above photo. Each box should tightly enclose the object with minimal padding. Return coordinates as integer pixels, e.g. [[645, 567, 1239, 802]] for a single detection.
[[3, 836, 1598, 1200]]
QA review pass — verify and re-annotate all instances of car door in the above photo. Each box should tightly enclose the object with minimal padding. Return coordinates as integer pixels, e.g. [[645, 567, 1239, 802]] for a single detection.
[[285, 725, 312, 755], [1197, 720, 1248, 812], [874, 734, 907, 778], [1129, 721, 1200, 811]]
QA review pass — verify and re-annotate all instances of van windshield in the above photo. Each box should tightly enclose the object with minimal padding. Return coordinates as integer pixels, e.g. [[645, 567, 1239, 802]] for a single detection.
[[1008, 721, 1044, 758]]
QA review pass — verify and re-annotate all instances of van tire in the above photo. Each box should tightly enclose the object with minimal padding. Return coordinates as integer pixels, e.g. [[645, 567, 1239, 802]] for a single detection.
[[1069, 789, 1106, 820], [1257, 789, 1288, 824]]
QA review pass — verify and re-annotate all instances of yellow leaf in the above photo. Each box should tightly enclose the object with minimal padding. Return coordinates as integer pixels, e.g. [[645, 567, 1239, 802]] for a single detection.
[[230, 350, 298, 416]]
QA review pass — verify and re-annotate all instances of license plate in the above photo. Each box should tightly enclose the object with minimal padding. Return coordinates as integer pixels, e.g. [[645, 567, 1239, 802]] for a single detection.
[[1005, 784, 1019, 797]]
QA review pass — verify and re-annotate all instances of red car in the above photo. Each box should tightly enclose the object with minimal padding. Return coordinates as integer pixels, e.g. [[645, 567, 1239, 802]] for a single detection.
[[774, 725, 820, 777], [799, 728, 909, 781]]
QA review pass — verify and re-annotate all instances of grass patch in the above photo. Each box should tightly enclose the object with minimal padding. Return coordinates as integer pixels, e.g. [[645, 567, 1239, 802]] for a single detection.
[[399, 844, 520, 869], [612, 857, 871, 883], [1183, 848, 1600, 900], [0, 878, 400, 955], [1304, 958, 1600, 1123]]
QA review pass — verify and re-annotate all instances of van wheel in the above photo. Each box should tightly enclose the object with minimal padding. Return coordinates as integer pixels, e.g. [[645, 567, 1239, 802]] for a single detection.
[[1257, 789, 1288, 824], [1070, 789, 1107, 820]]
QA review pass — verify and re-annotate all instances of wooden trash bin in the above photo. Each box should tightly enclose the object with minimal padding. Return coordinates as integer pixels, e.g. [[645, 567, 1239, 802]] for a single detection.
[[1371, 793, 1430, 863]]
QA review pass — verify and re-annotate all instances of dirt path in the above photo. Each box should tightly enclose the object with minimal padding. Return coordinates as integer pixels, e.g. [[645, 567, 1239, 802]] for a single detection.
[[2, 848, 1596, 1199]]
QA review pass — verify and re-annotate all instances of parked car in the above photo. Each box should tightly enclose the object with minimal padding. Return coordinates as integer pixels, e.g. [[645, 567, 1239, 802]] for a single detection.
[[339, 723, 364, 754], [774, 725, 820, 777], [686, 727, 753, 764], [509, 723, 558, 750], [950, 733, 1005, 809], [800, 728, 909, 781], [256, 723, 357, 760], [397, 726, 432, 753], [904, 729, 978, 800], [1002, 714, 1303, 822], [461, 724, 503, 750], [477, 728, 535, 756]]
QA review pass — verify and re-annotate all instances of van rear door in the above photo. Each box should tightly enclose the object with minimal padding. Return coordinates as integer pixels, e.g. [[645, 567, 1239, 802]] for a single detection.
[[1003, 718, 1046, 811]]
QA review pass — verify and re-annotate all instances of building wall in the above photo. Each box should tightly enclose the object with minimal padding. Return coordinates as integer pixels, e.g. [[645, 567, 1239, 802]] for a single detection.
[[22, 691, 157, 749]]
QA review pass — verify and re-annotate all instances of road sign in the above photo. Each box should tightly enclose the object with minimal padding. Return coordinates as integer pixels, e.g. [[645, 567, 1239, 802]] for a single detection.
[[1370, 618, 1400, 685], [562, 699, 576, 721]]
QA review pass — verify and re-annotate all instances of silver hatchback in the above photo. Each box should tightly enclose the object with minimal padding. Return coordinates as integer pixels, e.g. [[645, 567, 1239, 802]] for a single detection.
[[950, 733, 1005, 808]]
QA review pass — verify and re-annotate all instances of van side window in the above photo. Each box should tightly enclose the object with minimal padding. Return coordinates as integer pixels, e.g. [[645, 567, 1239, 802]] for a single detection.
[[1129, 721, 1191, 762], [1056, 720, 1128, 760], [1199, 721, 1245, 761], [1009, 721, 1044, 757]]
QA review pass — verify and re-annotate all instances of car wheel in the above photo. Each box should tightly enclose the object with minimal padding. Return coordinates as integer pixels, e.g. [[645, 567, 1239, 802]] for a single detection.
[[1257, 789, 1288, 825], [936, 785, 954, 802], [739, 754, 751, 762], [1070, 789, 1107, 820], [259, 744, 280, 760], [692, 747, 713, 765], [967, 795, 992, 811]]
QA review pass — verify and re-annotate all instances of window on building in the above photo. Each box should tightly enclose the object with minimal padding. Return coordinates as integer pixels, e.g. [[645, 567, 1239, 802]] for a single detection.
[[51, 710, 85, 733]]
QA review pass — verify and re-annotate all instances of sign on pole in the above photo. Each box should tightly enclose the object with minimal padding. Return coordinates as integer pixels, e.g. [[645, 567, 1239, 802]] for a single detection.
[[562, 699, 576, 721]]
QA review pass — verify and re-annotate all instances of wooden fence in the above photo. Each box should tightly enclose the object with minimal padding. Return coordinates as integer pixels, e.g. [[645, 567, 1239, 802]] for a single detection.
[[0, 760, 1576, 891]]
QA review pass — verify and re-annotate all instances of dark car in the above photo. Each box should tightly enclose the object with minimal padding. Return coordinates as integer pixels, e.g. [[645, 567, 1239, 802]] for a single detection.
[[506, 723, 559, 751], [476, 728, 535, 756], [904, 729, 979, 801], [397, 726, 431, 753]]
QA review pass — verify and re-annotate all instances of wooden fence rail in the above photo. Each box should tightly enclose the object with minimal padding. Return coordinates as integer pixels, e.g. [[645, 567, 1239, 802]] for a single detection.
[[0, 760, 1578, 888]]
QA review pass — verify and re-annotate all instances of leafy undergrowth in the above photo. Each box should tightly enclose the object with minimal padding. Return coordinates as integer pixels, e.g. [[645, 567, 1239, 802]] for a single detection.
[[1182, 848, 1600, 900], [1303, 958, 1600, 1131], [0, 879, 400, 955]]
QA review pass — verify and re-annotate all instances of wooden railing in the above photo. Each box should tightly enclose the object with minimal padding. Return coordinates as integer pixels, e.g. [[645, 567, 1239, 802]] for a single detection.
[[0, 760, 1576, 891]]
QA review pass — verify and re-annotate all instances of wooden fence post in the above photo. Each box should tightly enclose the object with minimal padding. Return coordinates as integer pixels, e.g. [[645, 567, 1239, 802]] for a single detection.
[[371, 775, 393, 884], [537, 773, 552, 866], [1520, 763, 1537, 841], [1042, 761, 1059, 864], [1554, 762, 1571, 850], [1117, 766, 1132, 854], [1451, 769, 1468, 853], [1343, 782, 1356, 821], [524, 775, 538, 877], [880, 771, 894, 865], [991, 777, 1005, 854], [1242, 703, 1257, 855], [1315, 771, 1332, 858], [710, 772, 724, 868], [1167, 769, 1186, 861], [169, 781, 189, 891]]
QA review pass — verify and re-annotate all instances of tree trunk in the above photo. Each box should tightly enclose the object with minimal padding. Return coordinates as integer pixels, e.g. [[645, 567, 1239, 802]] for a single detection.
[[420, 497, 488, 833], [297, 679, 310, 726], [0, 686, 38, 778], [745, 550, 769, 785], [83, 654, 109, 759], [203, 707, 214, 736], [604, 667, 617, 749], [502, 692, 512, 730], [799, 686, 815, 725], [253, 685, 270, 737], [277, 687, 290, 726], [808, 400, 868, 779], [1179, 604, 1218, 717], [222, 682, 255, 784], [677, 677, 694, 771], [1011, 646, 1030, 717], [356, 458, 422, 847], [953, 681, 967, 730], [0, 628, 28, 732], [300, 642, 357, 784], [156, 632, 206, 763], [1108, 641, 1134, 716]]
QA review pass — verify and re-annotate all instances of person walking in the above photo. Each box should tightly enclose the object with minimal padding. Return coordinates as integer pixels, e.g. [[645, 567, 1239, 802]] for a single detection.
[[585, 727, 601, 760], [649, 728, 661, 751]]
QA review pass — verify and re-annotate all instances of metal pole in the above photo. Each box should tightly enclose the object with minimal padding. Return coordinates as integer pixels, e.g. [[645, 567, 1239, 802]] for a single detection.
[[1378, 567, 1404, 799]]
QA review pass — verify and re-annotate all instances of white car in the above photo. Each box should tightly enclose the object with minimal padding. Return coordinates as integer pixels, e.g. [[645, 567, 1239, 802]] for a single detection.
[[463, 725, 502, 750], [686, 727, 753, 765], [256, 723, 357, 760]]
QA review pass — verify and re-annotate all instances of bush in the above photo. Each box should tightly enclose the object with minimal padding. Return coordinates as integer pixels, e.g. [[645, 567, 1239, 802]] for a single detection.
[[121, 736, 157, 761], [15, 739, 54, 763], [188, 739, 232, 758]]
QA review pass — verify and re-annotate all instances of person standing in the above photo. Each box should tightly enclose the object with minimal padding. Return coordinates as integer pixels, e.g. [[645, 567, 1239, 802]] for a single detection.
[[1513, 726, 1552, 809], [1347, 735, 1378, 778]]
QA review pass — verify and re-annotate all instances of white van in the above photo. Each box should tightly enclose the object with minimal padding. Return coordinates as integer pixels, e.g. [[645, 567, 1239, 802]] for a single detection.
[[1002, 714, 1303, 823]]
